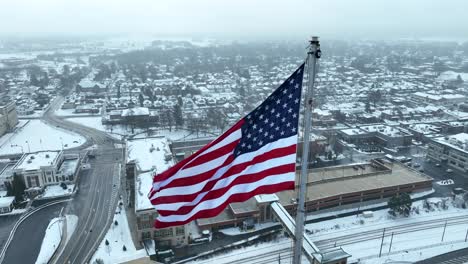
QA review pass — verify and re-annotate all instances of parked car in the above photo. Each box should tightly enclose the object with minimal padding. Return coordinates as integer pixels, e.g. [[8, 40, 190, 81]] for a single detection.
[[446, 169, 453, 173], [435, 163, 441, 167]]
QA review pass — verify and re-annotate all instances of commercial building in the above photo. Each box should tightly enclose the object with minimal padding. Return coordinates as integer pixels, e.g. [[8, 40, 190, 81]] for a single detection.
[[198, 160, 432, 231], [12, 151, 80, 193], [338, 124, 412, 150], [127, 137, 189, 248], [0, 101, 18, 137], [427, 133, 468, 172]]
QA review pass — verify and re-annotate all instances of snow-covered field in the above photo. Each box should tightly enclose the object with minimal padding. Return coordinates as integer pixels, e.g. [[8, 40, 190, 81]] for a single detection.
[[66, 116, 216, 141], [0, 120, 85, 155], [91, 204, 146, 264], [40, 184, 75, 198], [190, 197, 468, 264], [35, 214, 77, 264]]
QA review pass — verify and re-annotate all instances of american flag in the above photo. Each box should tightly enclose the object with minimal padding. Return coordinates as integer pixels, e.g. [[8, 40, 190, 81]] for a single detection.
[[148, 63, 305, 228]]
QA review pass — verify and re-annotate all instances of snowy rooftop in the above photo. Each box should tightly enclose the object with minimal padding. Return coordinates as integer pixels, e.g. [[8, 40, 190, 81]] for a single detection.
[[408, 123, 441, 134], [58, 158, 78, 176], [121, 107, 149, 117], [129, 137, 174, 212], [127, 137, 173, 172], [434, 133, 468, 153], [15, 151, 61, 171], [360, 125, 411, 137], [0, 196, 14, 207]]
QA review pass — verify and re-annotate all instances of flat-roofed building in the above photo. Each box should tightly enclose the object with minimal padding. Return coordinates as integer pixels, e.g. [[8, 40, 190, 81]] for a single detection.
[[197, 160, 432, 231], [128, 137, 189, 248], [0, 101, 18, 137], [427, 133, 468, 172]]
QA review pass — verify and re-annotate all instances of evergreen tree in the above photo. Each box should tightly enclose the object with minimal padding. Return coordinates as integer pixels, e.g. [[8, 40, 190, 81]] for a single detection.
[[174, 104, 183, 127], [7, 174, 26, 202], [138, 93, 144, 107]]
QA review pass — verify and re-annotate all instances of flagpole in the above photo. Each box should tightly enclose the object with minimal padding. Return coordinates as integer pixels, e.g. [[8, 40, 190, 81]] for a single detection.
[[293, 36, 320, 264]]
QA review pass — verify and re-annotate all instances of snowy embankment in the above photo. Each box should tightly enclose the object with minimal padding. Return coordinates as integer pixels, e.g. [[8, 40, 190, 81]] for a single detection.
[[0, 120, 85, 155], [91, 203, 146, 264], [35, 215, 78, 264], [191, 196, 468, 264], [40, 184, 75, 199]]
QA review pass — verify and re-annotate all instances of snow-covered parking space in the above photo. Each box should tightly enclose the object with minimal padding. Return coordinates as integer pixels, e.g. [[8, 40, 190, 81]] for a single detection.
[[0, 120, 85, 155]]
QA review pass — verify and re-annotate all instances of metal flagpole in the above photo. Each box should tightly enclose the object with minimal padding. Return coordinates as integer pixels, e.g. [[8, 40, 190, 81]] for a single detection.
[[293, 36, 320, 264]]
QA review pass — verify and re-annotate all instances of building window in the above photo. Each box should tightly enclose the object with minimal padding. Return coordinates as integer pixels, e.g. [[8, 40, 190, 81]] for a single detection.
[[176, 226, 185, 236], [154, 228, 174, 238]]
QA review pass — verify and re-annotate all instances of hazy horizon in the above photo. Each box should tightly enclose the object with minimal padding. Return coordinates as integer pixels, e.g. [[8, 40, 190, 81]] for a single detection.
[[1, 0, 468, 41]]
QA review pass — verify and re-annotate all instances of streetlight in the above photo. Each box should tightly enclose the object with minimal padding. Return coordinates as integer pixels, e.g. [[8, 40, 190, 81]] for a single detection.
[[25, 140, 31, 153], [59, 137, 64, 150]]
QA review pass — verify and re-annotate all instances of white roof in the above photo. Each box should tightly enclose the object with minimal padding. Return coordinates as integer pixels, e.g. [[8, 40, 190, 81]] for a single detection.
[[434, 133, 468, 153], [15, 151, 60, 171], [129, 137, 175, 212], [0, 196, 14, 207], [121, 107, 149, 117]]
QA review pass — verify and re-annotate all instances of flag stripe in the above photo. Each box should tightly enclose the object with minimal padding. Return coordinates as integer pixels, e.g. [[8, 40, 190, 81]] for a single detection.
[[155, 175, 295, 225], [150, 135, 297, 198], [151, 145, 296, 206], [152, 120, 244, 188], [155, 163, 295, 216]]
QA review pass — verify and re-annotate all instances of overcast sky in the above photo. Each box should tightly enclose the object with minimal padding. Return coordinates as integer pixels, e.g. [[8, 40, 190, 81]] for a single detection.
[[1, 0, 467, 40]]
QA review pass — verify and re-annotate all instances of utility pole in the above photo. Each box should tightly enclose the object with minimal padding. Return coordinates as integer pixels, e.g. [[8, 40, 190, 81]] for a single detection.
[[379, 228, 386, 257], [292, 36, 320, 264], [465, 228, 468, 242], [441, 220, 447, 242]]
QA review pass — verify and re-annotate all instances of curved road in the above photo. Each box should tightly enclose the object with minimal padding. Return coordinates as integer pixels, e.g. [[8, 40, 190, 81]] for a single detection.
[[2, 96, 123, 264]]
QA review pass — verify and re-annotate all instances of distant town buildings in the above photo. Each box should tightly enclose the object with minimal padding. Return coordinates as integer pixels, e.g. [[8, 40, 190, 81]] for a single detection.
[[0, 101, 18, 137], [427, 133, 468, 172]]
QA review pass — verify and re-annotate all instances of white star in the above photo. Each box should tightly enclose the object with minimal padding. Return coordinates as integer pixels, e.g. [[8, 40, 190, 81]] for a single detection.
[[264, 118, 269, 124], [253, 137, 257, 142], [288, 93, 293, 99], [295, 83, 299, 89], [289, 79, 294, 84], [297, 68, 302, 74], [264, 131, 269, 137], [288, 108, 293, 113], [259, 128, 263, 133], [247, 133, 252, 138], [276, 113, 280, 118], [265, 105, 269, 110], [286, 122, 291, 127], [259, 114, 264, 120], [292, 127, 297, 133], [247, 115, 251, 119], [270, 134, 274, 139], [295, 98, 299, 104], [293, 113, 297, 118], [283, 89, 288, 94], [281, 117, 286, 122], [259, 140, 263, 145], [276, 99, 281, 104], [253, 124, 257, 129], [275, 126, 280, 131], [269, 122, 274, 127], [282, 103, 288, 109], [270, 108, 275, 114], [247, 144, 252, 149], [280, 131, 285, 136], [241, 142, 246, 147]]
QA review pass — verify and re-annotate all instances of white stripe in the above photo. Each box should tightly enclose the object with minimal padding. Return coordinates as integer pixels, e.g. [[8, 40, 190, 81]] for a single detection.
[[153, 153, 296, 211], [152, 128, 242, 190], [151, 135, 297, 198], [155, 172, 295, 223]]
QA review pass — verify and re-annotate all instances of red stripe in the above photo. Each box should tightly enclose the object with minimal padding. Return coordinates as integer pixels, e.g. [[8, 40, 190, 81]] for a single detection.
[[182, 139, 240, 169], [151, 120, 244, 186], [154, 181, 295, 229], [155, 163, 295, 216], [150, 144, 297, 203]]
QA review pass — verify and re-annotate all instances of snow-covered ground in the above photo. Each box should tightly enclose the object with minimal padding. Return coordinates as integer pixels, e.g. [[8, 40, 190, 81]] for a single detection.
[[0, 120, 85, 155], [190, 197, 468, 264], [91, 204, 146, 264], [40, 184, 75, 198], [66, 116, 216, 141]]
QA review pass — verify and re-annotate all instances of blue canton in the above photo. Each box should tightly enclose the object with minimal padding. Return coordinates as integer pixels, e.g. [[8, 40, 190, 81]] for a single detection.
[[235, 63, 305, 157]]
